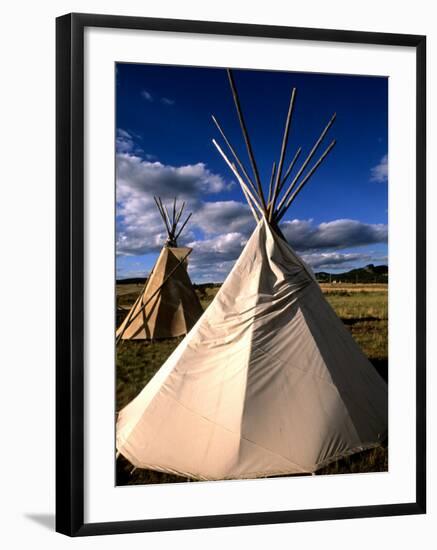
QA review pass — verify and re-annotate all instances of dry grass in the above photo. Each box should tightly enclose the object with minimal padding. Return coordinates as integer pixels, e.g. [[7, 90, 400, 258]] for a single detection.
[[116, 282, 388, 485]]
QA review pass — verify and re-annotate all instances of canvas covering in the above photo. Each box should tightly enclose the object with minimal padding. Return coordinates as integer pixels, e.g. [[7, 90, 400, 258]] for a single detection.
[[117, 219, 387, 480], [116, 246, 203, 340]]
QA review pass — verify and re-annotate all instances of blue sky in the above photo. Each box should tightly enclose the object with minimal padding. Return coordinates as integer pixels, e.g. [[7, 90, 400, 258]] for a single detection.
[[116, 63, 388, 282]]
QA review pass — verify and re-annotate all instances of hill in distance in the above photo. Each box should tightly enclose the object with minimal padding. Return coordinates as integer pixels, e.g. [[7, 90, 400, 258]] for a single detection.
[[315, 264, 388, 284], [117, 264, 388, 286]]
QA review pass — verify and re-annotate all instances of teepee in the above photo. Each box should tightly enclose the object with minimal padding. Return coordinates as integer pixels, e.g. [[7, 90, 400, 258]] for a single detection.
[[116, 70, 387, 480], [116, 197, 203, 341]]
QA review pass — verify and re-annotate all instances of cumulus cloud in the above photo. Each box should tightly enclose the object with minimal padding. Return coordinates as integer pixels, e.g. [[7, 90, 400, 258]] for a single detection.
[[280, 218, 387, 252], [116, 151, 233, 256], [188, 232, 248, 264], [370, 154, 388, 183], [301, 252, 371, 271], [115, 140, 387, 281], [192, 201, 254, 236], [187, 233, 249, 283], [117, 153, 230, 200]]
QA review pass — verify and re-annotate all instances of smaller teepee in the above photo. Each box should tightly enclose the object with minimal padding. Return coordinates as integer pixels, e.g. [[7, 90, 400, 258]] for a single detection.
[[116, 197, 203, 342]]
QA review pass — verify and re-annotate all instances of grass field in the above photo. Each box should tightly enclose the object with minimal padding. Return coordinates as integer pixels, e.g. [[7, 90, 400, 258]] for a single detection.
[[116, 282, 388, 485]]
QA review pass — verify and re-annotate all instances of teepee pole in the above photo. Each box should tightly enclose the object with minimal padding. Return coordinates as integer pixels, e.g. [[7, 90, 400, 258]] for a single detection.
[[276, 139, 336, 222], [174, 201, 185, 229], [213, 139, 262, 220], [171, 197, 177, 231], [239, 180, 260, 222], [153, 195, 164, 222], [116, 268, 155, 344], [160, 199, 173, 238], [211, 114, 258, 196], [276, 113, 336, 215], [267, 161, 276, 205], [175, 212, 192, 241], [116, 291, 143, 345], [269, 87, 296, 221], [231, 161, 260, 222], [118, 249, 193, 333], [227, 69, 267, 213], [154, 196, 171, 236], [277, 147, 302, 198]]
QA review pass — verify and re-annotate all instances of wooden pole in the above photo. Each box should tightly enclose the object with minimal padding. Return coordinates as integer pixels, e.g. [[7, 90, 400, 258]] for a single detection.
[[277, 147, 302, 196], [267, 161, 276, 205], [154, 196, 171, 236], [233, 162, 260, 222], [160, 198, 174, 238], [172, 197, 177, 231], [226, 69, 267, 212], [153, 195, 164, 223], [275, 139, 336, 222], [115, 265, 156, 344], [175, 212, 192, 240], [275, 113, 336, 215], [213, 139, 262, 220], [269, 87, 296, 221], [211, 114, 258, 196], [174, 201, 185, 229]]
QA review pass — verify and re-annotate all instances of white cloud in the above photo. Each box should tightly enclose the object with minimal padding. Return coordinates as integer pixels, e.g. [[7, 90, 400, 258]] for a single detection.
[[370, 154, 388, 183], [115, 148, 388, 281], [192, 201, 254, 236], [115, 129, 144, 155], [161, 97, 175, 105], [187, 233, 248, 283], [280, 218, 387, 251], [116, 152, 233, 256], [141, 89, 153, 102], [117, 154, 230, 200], [116, 129, 135, 153], [301, 251, 371, 270]]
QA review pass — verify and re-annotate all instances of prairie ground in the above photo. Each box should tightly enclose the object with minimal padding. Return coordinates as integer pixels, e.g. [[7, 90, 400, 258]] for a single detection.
[[116, 282, 388, 485]]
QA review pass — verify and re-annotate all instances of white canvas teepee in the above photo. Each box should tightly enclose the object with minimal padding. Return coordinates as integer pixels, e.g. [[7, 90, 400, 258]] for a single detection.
[[116, 197, 203, 341], [116, 70, 387, 479]]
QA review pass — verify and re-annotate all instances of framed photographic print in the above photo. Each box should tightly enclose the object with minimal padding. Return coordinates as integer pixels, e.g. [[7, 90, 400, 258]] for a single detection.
[[56, 13, 426, 536]]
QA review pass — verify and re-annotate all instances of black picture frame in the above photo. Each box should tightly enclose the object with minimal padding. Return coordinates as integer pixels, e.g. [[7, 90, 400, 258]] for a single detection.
[[56, 12, 426, 537]]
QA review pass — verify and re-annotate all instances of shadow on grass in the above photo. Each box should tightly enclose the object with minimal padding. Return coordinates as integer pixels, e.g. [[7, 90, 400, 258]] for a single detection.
[[341, 316, 381, 325]]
